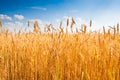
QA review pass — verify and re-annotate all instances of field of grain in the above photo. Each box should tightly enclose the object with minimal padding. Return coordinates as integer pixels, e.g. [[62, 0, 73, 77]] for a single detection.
[[0, 19, 120, 80]]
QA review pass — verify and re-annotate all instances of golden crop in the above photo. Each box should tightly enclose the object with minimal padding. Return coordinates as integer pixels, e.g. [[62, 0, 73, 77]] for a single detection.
[[0, 19, 119, 80]]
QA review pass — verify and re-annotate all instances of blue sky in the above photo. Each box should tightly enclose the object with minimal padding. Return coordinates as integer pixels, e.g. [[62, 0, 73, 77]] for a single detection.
[[0, 0, 120, 31]]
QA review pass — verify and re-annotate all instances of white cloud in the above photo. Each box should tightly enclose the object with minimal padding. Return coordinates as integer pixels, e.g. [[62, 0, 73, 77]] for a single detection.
[[14, 14, 24, 20], [3, 21, 23, 28], [30, 6, 47, 11], [2, 21, 24, 32], [4, 22, 15, 27], [0, 14, 12, 21], [15, 21, 23, 27]]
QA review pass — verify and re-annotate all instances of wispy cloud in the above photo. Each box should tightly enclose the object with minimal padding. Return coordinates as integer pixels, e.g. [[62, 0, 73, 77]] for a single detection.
[[30, 6, 47, 11], [0, 14, 12, 21], [14, 14, 24, 20]]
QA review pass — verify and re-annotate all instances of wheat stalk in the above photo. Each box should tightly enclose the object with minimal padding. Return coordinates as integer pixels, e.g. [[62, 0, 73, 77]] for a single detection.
[[67, 18, 69, 27], [0, 21, 2, 28], [70, 17, 75, 29], [83, 24, 87, 33], [117, 23, 119, 34], [28, 20, 30, 27], [47, 24, 51, 32], [103, 26, 106, 35], [59, 21, 64, 33], [76, 28, 78, 33], [34, 21, 40, 33], [51, 25, 56, 31], [90, 20, 92, 27], [108, 29, 110, 35], [70, 17, 76, 33], [113, 26, 116, 38]]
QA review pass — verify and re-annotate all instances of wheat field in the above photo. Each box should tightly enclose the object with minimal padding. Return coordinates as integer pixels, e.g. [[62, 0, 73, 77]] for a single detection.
[[0, 19, 120, 80]]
